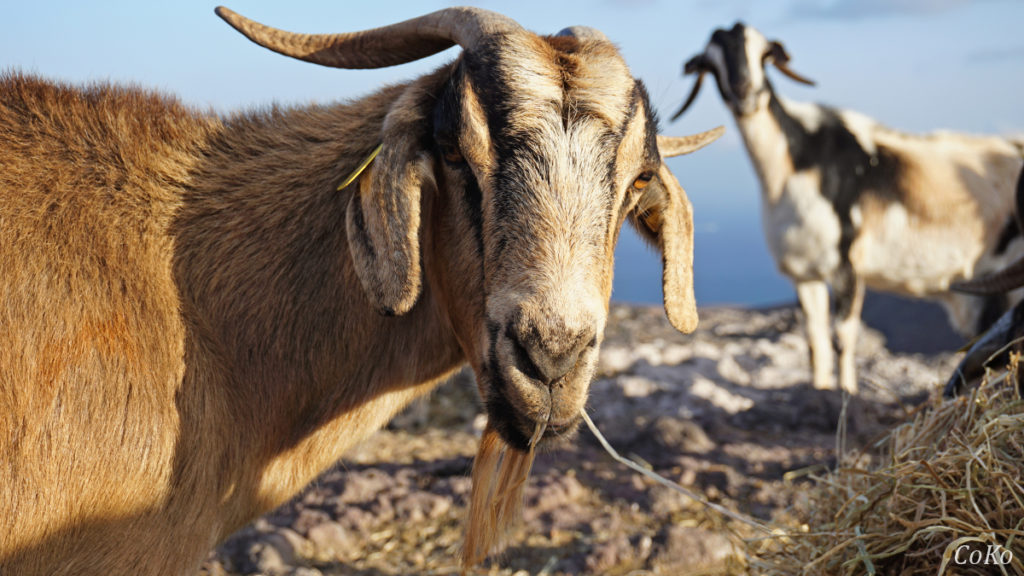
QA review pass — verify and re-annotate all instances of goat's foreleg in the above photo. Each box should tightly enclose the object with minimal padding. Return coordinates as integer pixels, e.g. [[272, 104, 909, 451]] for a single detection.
[[796, 280, 835, 390]]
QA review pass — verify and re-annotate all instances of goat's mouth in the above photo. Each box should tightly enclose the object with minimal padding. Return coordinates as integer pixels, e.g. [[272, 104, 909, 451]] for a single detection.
[[483, 384, 583, 452], [481, 351, 588, 452], [943, 308, 1022, 398], [477, 324, 598, 452]]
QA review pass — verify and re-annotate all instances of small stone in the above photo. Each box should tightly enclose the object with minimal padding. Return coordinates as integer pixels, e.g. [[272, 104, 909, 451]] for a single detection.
[[293, 507, 331, 536], [246, 535, 293, 574], [307, 521, 356, 561], [653, 525, 737, 572], [652, 417, 715, 454], [598, 345, 636, 375]]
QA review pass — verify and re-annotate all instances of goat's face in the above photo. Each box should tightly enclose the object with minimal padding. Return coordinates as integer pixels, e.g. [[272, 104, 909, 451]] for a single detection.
[[216, 7, 720, 451], [671, 22, 815, 121], [427, 33, 721, 450], [707, 23, 774, 116]]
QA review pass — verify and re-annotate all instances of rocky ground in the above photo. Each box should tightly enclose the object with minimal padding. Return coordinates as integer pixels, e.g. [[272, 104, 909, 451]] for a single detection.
[[200, 294, 965, 576]]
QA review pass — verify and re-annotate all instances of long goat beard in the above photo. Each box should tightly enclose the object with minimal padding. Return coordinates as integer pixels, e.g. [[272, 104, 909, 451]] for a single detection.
[[461, 419, 545, 570]]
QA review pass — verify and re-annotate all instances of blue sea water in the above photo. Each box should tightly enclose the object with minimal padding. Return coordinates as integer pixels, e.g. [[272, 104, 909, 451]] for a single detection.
[[612, 204, 795, 308]]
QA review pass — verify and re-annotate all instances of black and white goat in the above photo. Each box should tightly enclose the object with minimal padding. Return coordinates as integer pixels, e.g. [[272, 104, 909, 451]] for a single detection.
[[674, 22, 1024, 394]]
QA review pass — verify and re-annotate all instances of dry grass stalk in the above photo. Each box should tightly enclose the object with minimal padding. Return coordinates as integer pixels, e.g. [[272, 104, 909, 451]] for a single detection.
[[750, 368, 1024, 575], [581, 409, 778, 536], [461, 422, 539, 572]]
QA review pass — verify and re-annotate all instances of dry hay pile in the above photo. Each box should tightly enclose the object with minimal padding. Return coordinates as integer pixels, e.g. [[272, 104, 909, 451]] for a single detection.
[[750, 369, 1024, 575]]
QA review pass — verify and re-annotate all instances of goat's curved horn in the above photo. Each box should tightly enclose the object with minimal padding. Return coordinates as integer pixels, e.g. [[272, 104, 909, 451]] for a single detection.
[[215, 6, 523, 69], [951, 256, 1024, 295], [670, 54, 710, 121], [670, 71, 705, 121], [657, 126, 725, 158]]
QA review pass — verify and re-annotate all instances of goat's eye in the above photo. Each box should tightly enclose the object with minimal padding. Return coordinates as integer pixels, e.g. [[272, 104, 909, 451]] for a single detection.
[[442, 144, 464, 164], [632, 171, 654, 190]]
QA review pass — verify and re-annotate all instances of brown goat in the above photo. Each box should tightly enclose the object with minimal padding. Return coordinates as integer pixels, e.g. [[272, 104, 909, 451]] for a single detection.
[[0, 6, 721, 575]]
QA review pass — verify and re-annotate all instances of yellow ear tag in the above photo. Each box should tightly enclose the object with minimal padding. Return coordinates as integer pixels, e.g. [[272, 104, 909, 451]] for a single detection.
[[337, 143, 383, 191]]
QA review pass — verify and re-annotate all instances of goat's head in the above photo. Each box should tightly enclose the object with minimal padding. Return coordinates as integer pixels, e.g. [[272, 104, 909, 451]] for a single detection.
[[216, 6, 721, 451], [671, 22, 816, 120]]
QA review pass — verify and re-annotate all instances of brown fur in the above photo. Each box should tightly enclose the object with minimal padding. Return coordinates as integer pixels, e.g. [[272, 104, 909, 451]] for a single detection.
[[0, 70, 467, 575], [0, 14, 716, 572]]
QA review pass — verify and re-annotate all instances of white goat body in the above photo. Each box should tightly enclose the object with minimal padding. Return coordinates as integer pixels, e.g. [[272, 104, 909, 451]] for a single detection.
[[676, 22, 1024, 392]]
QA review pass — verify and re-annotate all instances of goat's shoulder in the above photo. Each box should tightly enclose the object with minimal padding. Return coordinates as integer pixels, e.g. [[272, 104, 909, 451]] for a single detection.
[[0, 73, 215, 353]]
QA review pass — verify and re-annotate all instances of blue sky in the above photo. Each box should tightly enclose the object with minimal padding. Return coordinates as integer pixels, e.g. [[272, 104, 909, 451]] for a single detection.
[[4, 1, 1023, 306]]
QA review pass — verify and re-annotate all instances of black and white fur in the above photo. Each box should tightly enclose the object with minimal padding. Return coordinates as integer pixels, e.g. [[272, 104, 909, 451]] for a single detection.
[[675, 22, 1024, 394]]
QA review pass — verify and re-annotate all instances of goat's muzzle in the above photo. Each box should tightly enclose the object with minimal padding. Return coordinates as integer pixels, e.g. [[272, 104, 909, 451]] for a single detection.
[[484, 306, 600, 451], [509, 314, 596, 384]]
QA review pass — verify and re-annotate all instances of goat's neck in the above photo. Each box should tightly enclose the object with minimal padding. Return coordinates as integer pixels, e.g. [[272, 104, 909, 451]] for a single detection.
[[733, 89, 799, 205], [176, 92, 466, 528]]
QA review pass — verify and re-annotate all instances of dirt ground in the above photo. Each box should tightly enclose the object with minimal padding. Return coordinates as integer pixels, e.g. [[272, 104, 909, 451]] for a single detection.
[[200, 299, 963, 576]]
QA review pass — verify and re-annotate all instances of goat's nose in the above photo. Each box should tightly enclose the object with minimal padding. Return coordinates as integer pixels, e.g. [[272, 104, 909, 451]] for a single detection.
[[511, 317, 596, 385]]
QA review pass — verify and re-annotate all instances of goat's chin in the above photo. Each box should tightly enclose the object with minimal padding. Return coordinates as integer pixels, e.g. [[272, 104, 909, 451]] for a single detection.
[[480, 372, 584, 452]]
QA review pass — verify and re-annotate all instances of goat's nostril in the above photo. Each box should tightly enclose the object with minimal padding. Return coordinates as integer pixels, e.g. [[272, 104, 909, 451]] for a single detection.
[[510, 335, 546, 383], [510, 329, 593, 385]]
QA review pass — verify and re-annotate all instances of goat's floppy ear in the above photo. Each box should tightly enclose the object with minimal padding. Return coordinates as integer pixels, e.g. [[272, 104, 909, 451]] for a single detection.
[[766, 40, 792, 64], [767, 40, 816, 86], [629, 164, 698, 333], [683, 53, 710, 75], [345, 87, 435, 316], [657, 126, 725, 158]]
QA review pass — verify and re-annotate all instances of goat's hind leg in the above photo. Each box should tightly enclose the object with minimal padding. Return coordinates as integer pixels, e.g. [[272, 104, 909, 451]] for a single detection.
[[833, 272, 864, 395], [796, 280, 835, 390]]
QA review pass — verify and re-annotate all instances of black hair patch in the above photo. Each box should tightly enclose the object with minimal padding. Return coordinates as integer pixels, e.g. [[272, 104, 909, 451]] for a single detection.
[[709, 24, 753, 102], [977, 293, 1010, 336], [768, 92, 906, 278], [994, 215, 1020, 256]]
